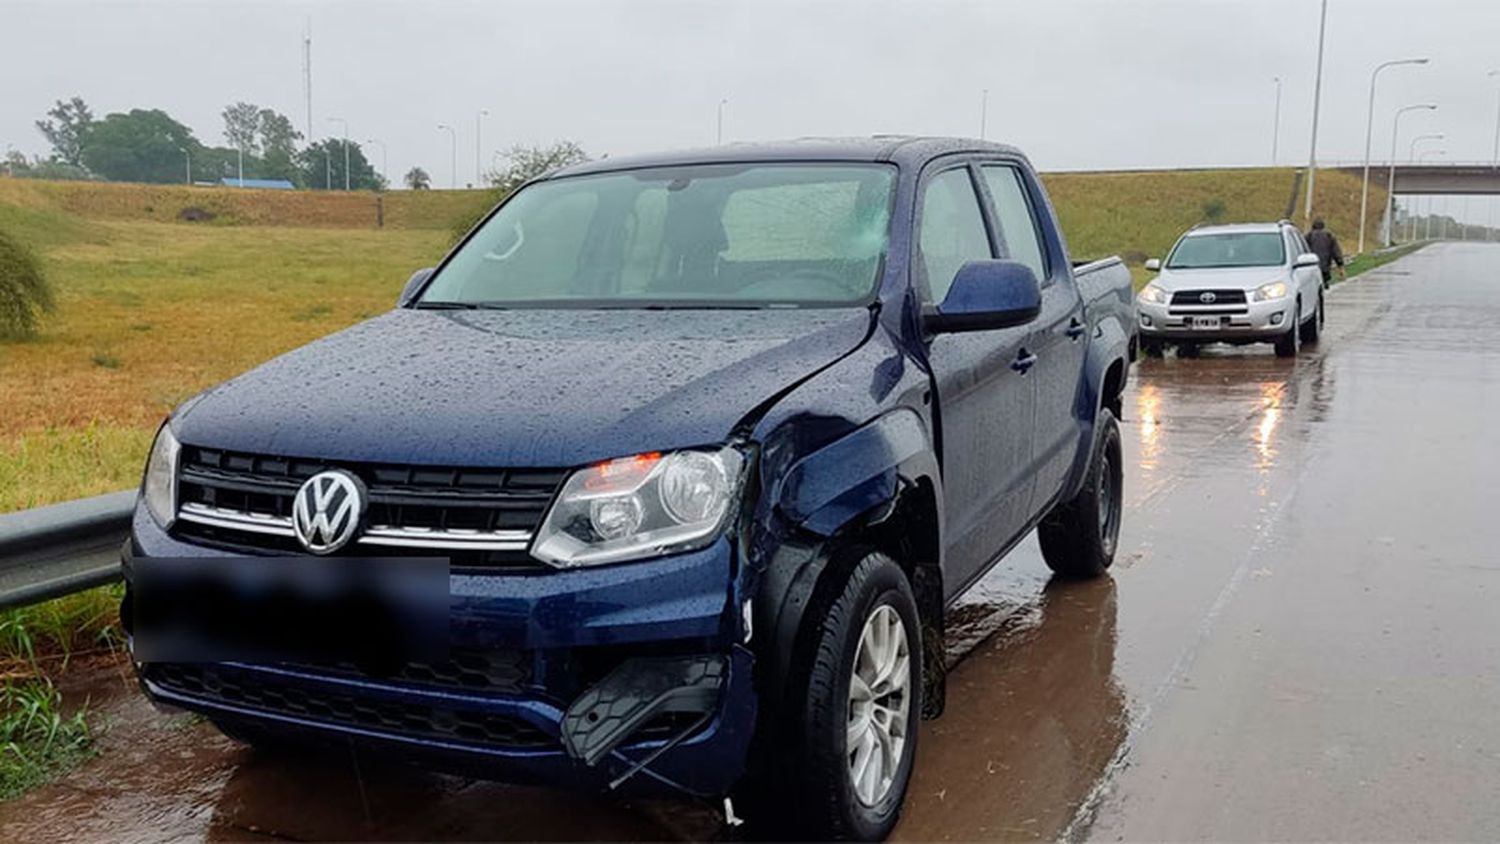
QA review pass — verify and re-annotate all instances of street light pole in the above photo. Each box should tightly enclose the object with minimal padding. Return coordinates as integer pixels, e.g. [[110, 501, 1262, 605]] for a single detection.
[[328, 117, 350, 190], [716, 99, 728, 146], [1303, 0, 1329, 223], [365, 138, 387, 188], [1406, 134, 1443, 243], [1272, 76, 1282, 165], [437, 124, 457, 188], [236, 147, 244, 187], [1358, 57, 1429, 253], [1419, 150, 1446, 239], [980, 88, 989, 140], [179, 147, 191, 185], [1383, 104, 1437, 246], [1489, 70, 1500, 167], [476, 109, 489, 186]]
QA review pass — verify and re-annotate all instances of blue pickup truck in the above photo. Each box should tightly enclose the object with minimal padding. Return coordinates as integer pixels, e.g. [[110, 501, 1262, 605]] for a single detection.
[[124, 137, 1133, 839]]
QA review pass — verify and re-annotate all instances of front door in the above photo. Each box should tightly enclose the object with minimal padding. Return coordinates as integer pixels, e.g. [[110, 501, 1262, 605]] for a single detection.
[[920, 164, 1037, 592]]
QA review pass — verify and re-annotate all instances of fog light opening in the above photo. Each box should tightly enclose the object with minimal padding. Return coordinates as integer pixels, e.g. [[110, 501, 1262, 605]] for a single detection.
[[1269, 312, 1284, 326]]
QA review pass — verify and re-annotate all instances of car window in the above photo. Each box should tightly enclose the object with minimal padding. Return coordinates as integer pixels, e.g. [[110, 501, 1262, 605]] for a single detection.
[[981, 165, 1048, 282], [919, 168, 993, 302], [1166, 232, 1286, 269]]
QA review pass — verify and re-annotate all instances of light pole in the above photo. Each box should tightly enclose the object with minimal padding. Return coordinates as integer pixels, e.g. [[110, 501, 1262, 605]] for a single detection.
[[179, 147, 191, 185], [1419, 149, 1446, 239], [1489, 70, 1500, 167], [1303, 0, 1329, 223], [1272, 76, 1282, 165], [328, 117, 350, 190], [1383, 104, 1437, 246], [475, 109, 489, 186], [236, 146, 244, 187], [1358, 57, 1429, 253], [1407, 135, 1443, 242], [716, 99, 728, 146], [437, 124, 457, 188], [365, 138, 387, 188], [980, 88, 989, 140]]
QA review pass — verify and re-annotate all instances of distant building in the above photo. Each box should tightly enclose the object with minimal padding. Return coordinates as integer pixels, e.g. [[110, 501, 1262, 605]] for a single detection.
[[218, 177, 296, 190]]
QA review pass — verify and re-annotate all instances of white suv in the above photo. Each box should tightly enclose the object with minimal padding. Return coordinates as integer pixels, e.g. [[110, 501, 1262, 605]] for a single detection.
[[1136, 221, 1325, 358]]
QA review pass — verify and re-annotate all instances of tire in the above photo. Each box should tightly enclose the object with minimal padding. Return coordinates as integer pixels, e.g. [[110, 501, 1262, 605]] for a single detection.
[[1274, 299, 1301, 358], [785, 552, 922, 841], [1038, 408, 1123, 578], [1300, 293, 1324, 344], [1176, 342, 1201, 359], [1140, 339, 1165, 358]]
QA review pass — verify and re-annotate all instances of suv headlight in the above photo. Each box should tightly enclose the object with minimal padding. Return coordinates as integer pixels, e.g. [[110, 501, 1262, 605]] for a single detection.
[[142, 423, 181, 529], [531, 445, 749, 568], [1138, 283, 1169, 305], [1251, 280, 1289, 302]]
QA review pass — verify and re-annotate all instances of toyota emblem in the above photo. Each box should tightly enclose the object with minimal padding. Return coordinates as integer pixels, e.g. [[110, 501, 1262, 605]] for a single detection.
[[1199, 291, 1218, 304]]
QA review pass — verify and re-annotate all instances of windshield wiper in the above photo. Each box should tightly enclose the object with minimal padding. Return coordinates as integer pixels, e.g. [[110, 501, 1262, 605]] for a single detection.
[[413, 300, 479, 310]]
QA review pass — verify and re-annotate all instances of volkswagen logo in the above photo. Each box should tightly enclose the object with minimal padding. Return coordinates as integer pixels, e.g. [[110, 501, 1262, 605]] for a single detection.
[[291, 470, 366, 554], [1199, 291, 1218, 304]]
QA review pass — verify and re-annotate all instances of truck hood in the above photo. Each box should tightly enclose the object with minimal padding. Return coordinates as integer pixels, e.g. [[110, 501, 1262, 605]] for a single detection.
[[1151, 265, 1289, 292], [175, 307, 873, 467]]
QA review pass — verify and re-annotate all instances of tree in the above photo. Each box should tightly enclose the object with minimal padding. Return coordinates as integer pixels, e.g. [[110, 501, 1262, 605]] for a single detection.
[[221, 101, 262, 156], [35, 97, 93, 166], [80, 109, 199, 183], [296, 138, 381, 191], [405, 166, 432, 190], [487, 141, 589, 192], [256, 109, 302, 184]]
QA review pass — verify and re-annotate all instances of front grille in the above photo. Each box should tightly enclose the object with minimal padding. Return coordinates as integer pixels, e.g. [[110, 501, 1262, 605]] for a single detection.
[[1171, 289, 1248, 306], [289, 648, 533, 696], [174, 446, 566, 569], [146, 662, 554, 749]]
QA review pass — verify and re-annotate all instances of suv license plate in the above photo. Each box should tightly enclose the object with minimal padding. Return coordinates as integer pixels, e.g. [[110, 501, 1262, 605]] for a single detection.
[[1190, 316, 1221, 330]]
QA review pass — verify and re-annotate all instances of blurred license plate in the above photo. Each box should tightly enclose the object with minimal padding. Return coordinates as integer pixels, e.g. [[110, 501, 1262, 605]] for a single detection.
[[1190, 316, 1221, 330]]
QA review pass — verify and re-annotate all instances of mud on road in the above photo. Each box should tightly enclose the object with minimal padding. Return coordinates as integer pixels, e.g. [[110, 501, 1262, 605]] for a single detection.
[[3, 243, 1497, 841]]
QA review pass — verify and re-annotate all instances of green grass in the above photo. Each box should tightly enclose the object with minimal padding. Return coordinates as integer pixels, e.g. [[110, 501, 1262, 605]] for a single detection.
[[0, 677, 93, 800], [1343, 242, 1426, 279]]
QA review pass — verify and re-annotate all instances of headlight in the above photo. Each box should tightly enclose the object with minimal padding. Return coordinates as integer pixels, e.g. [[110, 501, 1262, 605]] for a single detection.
[[142, 423, 181, 529], [531, 445, 748, 568], [1251, 280, 1289, 302], [1138, 283, 1169, 305]]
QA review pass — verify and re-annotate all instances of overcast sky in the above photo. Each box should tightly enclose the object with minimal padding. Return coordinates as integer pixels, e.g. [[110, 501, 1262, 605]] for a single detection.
[[3, 0, 1499, 202]]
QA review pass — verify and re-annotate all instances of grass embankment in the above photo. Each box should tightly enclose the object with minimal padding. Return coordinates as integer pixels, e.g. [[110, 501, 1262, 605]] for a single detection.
[[1343, 241, 1426, 279]]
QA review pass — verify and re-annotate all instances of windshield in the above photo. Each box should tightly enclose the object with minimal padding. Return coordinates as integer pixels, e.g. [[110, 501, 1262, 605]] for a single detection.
[[1166, 232, 1285, 269], [419, 163, 895, 308]]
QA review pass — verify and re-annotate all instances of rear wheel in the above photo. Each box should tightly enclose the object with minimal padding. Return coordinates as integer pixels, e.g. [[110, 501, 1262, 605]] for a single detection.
[[1176, 342, 1201, 359], [1140, 339, 1165, 358], [784, 552, 922, 840], [1039, 408, 1123, 578], [1300, 293, 1324, 344]]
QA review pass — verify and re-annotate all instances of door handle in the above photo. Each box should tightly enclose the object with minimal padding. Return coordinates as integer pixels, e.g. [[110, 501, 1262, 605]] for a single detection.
[[1065, 318, 1086, 339], [1011, 350, 1039, 374]]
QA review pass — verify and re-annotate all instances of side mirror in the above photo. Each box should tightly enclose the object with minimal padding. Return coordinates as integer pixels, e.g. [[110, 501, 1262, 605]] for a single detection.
[[398, 267, 435, 307], [1294, 252, 1321, 268], [924, 260, 1042, 334], [1144, 258, 1162, 272]]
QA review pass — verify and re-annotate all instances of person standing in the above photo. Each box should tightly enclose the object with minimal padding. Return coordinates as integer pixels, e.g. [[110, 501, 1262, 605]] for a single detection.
[[1306, 218, 1345, 285]]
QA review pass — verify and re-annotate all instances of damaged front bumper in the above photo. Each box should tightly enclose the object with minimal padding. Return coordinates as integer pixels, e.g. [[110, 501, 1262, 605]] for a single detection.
[[124, 513, 760, 798]]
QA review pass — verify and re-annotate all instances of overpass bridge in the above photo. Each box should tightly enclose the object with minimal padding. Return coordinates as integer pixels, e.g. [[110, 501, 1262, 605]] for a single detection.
[[1338, 162, 1500, 195]]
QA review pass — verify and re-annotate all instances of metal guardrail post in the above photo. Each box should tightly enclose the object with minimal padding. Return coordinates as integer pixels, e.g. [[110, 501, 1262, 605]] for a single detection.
[[0, 490, 135, 610]]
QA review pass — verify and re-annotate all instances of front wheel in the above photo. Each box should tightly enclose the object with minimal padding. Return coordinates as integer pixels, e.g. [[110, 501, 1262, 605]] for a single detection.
[[1274, 299, 1301, 358], [788, 552, 922, 840], [1038, 408, 1123, 578]]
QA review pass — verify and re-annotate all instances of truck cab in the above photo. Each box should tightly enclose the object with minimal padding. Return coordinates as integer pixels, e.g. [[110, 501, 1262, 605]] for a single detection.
[[124, 137, 1133, 840]]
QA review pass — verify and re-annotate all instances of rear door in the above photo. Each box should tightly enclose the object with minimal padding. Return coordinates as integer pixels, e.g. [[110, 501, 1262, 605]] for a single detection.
[[919, 162, 1037, 590], [980, 163, 1085, 511]]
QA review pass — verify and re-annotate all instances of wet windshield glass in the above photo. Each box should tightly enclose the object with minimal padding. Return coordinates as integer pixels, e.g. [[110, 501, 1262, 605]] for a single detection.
[[1166, 232, 1286, 269], [420, 163, 895, 308]]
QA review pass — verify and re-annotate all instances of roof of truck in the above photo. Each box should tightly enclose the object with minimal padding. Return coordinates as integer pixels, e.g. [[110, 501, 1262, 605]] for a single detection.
[[551, 136, 1026, 178], [1185, 222, 1291, 236]]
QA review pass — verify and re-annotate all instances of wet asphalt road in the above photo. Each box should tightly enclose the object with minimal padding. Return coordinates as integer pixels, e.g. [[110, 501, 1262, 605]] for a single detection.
[[2, 243, 1497, 841]]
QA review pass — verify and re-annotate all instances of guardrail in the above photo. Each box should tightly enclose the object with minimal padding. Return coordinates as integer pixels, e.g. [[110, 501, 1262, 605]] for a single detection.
[[0, 490, 134, 611]]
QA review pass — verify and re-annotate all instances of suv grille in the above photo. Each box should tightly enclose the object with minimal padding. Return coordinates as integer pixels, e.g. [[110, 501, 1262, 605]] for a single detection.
[[146, 662, 553, 749], [1170, 289, 1248, 306], [173, 446, 566, 569]]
